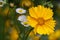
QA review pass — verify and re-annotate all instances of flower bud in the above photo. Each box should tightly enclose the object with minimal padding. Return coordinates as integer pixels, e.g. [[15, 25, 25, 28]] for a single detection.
[[20, 0, 34, 7]]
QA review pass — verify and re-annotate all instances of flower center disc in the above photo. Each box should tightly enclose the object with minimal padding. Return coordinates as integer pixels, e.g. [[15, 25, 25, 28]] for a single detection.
[[19, 10, 23, 13], [23, 22, 28, 25], [0, 2, 3, 5], [38, 18, 45, 25]]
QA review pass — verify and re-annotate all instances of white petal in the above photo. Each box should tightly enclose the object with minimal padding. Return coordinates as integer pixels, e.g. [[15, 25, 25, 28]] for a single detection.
[[0, 5, 3, 7], [22, 10, 26, 14], [0, 0, 3, 2], [18, 15, 27, 22], [16, 8, 22, 13], [21, 21, 29, 27]]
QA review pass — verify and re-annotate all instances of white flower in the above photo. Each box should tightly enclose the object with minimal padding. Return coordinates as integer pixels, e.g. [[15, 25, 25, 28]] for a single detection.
[[16, 8, 26, 14], [0, 1, 5, 7], [18, 15, 29, 27], [21, 21, 29, 27], [18, 15, 27, 22]]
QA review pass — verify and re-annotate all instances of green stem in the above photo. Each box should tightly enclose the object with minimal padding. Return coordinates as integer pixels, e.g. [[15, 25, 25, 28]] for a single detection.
[[23, 28, 33, 40]]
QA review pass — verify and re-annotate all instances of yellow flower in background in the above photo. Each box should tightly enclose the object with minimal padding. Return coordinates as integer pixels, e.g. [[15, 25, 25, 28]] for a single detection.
[[10, 27, 18, 40], [49, 30, 60, 40], [30, 36, 40, 40], [20, 0, 34, 7], [29, 31, 40, 40], [5, 19, 11, 33], [27, 5, 56, 35], [2, 7, 9, 16]]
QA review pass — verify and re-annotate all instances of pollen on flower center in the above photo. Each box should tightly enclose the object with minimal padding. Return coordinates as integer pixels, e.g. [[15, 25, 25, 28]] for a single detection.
[[38, 18, 45, 25], [23, 22, 28, 25], [19, 10, 23, 12], [0, 2, 2, 5]]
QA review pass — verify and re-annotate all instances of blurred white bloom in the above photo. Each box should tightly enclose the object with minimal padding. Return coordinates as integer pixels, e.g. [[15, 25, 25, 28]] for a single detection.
[[18, 15, 27, 22], [0, 1, 4, 7], [0, 0, 2, 1], [16, 8, 26, 14], [21, 21, 29, 27], [10, 3, 14, 7], [18, 15, 29, 27], [0, 0, 5, 7]]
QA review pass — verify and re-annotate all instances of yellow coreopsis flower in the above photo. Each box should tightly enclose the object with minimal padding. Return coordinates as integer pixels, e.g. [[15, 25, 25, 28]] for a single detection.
[[49, 30, 60, 40], [27, 5, 56, 35]]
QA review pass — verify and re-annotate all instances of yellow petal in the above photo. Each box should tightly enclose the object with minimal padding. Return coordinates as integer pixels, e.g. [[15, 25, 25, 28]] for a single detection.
[[45, 19, 56, 30], [44, 24, 54, 34], [37, 5, 44, 17], [37, 25, 46, 35], [38, 5, 53, 20], [43, 8, 53, 20], [29, 7, 38, 19], [27, 16, 37, 27], [33, 26, 38, 34]]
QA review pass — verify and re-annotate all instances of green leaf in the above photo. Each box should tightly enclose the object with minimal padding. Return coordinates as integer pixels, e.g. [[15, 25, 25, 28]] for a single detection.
[[0, 15, 6, 40]]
